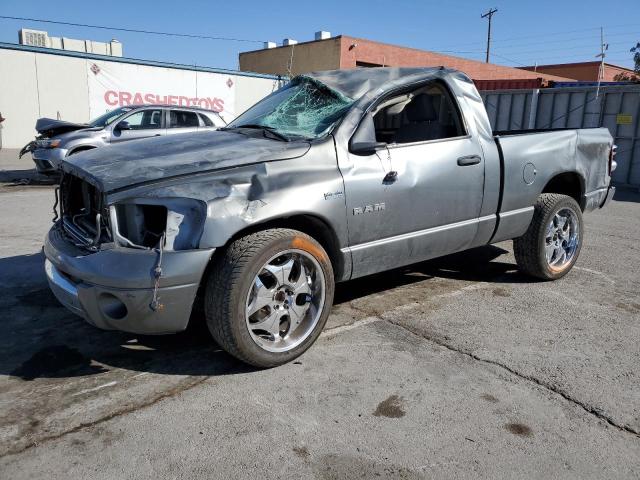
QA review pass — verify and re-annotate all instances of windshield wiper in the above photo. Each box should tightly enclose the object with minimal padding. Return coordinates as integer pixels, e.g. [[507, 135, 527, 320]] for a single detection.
[[226, 124, 290, 142]]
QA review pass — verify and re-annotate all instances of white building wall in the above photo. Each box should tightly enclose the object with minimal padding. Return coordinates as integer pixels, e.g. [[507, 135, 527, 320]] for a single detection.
[[233, 74, 280, 116], [35, 53, 90, 122], [0, 49, 40, 149], [0, 46, 277, 149]]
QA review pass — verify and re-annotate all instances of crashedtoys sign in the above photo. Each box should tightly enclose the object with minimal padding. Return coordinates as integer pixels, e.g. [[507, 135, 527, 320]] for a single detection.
[[87, 60, 235, 120], [103, 90, 225, 112]]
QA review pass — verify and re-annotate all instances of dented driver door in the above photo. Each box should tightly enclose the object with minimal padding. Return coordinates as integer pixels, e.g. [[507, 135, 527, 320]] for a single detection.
[[341, 135, 485, 279]]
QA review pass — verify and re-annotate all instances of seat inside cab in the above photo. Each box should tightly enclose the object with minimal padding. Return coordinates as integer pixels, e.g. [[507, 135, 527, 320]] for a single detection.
[[372, 82, 466, 145]]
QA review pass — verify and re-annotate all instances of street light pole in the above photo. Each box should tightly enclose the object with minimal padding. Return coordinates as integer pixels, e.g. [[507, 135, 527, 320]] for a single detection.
[[481, 8, 498, 63]]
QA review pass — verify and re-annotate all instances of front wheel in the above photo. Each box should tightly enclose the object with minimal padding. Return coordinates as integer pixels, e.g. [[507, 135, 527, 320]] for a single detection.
[[514, 193, 583, 280], [205, 229, 334, 367]]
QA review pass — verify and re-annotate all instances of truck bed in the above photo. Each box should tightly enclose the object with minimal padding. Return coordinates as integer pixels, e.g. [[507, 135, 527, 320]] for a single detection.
[[489, 127, 612, 243]]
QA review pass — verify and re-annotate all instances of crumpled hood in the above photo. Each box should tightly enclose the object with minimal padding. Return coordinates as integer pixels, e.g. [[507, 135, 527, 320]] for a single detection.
[[62, 130, 311, 192], [35, 117, 93, 136]]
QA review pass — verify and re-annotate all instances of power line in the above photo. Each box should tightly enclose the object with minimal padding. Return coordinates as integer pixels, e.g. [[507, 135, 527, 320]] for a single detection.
[[494, 40, 634, 57], [490, 51, 634, 69], [3, 14, 635, 68], [434, 48, 486, 54], [0, 15, 264, 43], [429, 23, 640, 51], [520, 48, 632, 62], [416, 27, 638, 67], [488, 25, 638, 45], [430, 44, 633, 68], [493, 31, 639, 52], [490, 53, 527, 66]]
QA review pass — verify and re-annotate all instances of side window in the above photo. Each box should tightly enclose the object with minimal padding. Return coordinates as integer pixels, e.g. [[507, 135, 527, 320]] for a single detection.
[[121, 109, 163, 130], [170, 110, 200, 128], [372, 82, 465, 145], [199, 113, 214, 127]]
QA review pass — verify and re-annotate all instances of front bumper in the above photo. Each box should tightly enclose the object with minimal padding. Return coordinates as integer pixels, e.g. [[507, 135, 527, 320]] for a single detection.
[[44, 224, 215, 334], [31, 148, 67, 174]]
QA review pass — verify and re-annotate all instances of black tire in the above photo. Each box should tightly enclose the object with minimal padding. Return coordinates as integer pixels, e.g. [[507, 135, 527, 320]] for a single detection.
[[204, 228, 335, 367], [514, 193, 583, 280]]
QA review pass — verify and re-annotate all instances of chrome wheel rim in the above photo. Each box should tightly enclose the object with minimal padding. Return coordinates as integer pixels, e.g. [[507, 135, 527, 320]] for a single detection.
[[545, 207, 580, 270], [245, 249, 325, 353]]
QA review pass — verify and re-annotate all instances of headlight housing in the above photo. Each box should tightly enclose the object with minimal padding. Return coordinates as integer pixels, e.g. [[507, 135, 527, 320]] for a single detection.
[[35, 138, 61, 149], [110, 198, 206, 250]]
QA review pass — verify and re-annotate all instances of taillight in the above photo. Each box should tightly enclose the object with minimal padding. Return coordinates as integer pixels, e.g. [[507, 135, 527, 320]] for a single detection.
[[608, 144, 617, 175]]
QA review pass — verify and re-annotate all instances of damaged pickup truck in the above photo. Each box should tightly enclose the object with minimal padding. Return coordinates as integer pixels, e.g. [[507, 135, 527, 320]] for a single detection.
[[45, 68, 616, 367]]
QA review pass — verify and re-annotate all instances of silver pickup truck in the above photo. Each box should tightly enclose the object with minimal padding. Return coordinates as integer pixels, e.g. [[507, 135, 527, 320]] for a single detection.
[[44, 68, 616, 367]]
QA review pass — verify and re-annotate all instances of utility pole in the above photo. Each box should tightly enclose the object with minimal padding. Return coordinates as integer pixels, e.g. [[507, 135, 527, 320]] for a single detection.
[[595, 26, 608, 98], [481, 8, 498, 63]]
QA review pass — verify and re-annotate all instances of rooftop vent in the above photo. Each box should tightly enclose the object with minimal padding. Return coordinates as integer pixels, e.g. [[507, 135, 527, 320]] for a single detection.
[[283, 38, 298, 46], [315, 31, 331, 40], [263, 41, 277, 49], [19, 28, 49, 47]]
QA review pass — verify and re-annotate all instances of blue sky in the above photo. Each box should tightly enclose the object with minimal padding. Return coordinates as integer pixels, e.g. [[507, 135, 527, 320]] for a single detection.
[[1, 0, 638, 70]]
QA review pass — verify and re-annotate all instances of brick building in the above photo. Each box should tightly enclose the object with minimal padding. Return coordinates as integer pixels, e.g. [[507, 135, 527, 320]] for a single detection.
[[239, 34, 573, 86], [518, 61, 636, 82]]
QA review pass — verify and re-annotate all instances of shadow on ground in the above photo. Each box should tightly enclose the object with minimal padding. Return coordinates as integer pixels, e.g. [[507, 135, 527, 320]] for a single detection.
[[0, 168, 59, 186], [612, 186, 640, 203], [1, 245, 525, 381], [335, 244, 532, 304]]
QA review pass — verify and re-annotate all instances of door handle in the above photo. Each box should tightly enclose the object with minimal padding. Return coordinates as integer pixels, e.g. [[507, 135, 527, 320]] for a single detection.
[[457, 155, 481, 166], [383, 171, 398, 184]]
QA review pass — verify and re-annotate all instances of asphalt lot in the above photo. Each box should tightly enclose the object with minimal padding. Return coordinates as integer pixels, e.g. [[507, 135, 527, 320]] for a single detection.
[[1, 149, 639, 479]]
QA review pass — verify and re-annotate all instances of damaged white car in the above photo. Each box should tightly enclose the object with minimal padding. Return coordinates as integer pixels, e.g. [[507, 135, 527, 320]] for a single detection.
[[20, 105, 225, 173]]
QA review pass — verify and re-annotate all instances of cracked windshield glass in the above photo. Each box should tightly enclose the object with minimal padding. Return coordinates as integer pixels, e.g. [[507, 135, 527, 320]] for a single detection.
[[229, 77, 354, 139]]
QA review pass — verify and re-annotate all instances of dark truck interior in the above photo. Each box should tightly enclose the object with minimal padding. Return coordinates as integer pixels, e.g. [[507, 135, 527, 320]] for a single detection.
[[372, 82, 466, 144]]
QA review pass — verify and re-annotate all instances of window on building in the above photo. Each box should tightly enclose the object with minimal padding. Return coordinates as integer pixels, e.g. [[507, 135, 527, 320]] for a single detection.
[[356, 61, 384, 68]]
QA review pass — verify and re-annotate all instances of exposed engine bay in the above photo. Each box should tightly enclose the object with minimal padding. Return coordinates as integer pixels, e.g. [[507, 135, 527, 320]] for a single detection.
[[58, 174, 205, 252], [59, 174, 112, 249]]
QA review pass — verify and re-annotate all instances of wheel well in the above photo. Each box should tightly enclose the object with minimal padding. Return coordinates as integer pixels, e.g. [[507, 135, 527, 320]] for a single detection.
[[542, 172, 585, 210], [190, 215, 344, 328], [226, 215, 344, 280], [67, 145, 96, 156]]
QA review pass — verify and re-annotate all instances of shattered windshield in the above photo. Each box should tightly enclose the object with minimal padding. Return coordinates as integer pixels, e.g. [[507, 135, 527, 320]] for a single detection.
[[89, 107, 133, 128], [229, 77, 354, 139]]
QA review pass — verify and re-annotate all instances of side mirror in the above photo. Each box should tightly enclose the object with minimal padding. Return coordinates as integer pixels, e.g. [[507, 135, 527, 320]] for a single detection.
[[349, 112, 386, 155], [116, 121, 131, 131], [350, 141, 387, 155]]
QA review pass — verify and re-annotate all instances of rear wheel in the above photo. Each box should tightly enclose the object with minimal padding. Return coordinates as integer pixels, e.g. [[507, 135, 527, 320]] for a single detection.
[[205, 229, 334, 367], [514, 193, 583, 280]]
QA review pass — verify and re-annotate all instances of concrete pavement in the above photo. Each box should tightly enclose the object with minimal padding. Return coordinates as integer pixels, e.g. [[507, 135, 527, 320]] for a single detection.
[[0, 177, 638, 479]]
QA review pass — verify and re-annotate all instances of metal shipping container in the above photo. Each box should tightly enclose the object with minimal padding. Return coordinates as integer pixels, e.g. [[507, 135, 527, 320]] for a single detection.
[[482, 85, 640, 187]]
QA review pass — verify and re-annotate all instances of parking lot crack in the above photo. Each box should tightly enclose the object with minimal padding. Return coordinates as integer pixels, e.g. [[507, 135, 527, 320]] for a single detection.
[[385, 319, 640, 439], [348, 301, 383, 318], [0, 376, 209, 459]]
